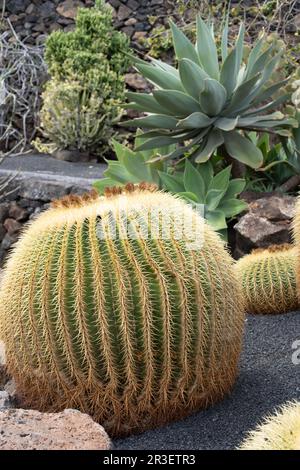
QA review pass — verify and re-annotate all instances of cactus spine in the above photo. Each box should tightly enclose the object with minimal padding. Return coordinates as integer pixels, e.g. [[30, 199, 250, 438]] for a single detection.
[[0, 183, 244, 437], [240, 401, 300, 450], [292, 198, 300, 305], [235, 244, 298, 315]]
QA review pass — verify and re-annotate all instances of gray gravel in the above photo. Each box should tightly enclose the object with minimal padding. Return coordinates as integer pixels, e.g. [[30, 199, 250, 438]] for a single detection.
[[115, 311, 300, 450]]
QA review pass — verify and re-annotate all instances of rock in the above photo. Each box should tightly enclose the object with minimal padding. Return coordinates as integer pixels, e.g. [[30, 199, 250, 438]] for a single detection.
[[54, 149, 90, 162], [125, 73, 148, 90], [0, 392, 11, 410], [117, 5, 132, 21], [25, 3, 35, 14], [6, 0, 31, 14], [125, 18, 137, 26], [0, 409, 111, 450], [127, 0, 139, 9], [3, 218, 22, 235], [248, 195, 296, 221], [234, 195, 297, 257], [4, 379, 17, 403], [56, 0, 84, 19], [0, 203, 9, 224], [0, 233, 19, 250], [0, 340, 7, 388], [18, 180, 71, 202], [235, 213, 290, 246], [109, 0, 122, 8], [122, 26, 134, 37], [0, 225, 6, 242], [8, 203, 29, 222]]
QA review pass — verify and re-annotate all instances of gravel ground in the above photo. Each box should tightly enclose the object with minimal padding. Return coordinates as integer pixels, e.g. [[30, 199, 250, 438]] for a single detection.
[[115, 311, 300, 450]]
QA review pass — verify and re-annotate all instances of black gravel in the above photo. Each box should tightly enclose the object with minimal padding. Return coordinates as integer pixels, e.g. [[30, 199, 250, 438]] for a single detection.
[[115, 311, 300, 450]]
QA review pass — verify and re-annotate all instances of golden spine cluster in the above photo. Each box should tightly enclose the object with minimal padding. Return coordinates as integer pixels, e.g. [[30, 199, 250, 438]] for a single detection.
[[0, 185, 244, 437], [235, 244, 298, 315], [240, 401, 300, 450]]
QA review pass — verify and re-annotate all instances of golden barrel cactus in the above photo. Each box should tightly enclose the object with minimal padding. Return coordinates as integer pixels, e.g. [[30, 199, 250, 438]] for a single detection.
[[240, 401, 300, 450], [0, 183, 244, 437], [235, 244, 298, 315]]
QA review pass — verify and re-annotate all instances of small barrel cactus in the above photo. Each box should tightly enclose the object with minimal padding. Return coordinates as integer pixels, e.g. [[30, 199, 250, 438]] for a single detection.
[[240, 401, 300, 450], [235, 244, 298, 315], [0, 183, 244, 437]]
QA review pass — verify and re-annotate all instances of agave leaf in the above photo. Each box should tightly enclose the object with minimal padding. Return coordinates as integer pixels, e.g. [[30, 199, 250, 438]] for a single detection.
[[196, 160, 214, 191], [105, 161, 135, 183], [214, 116, 238, 131], [235, 23, 245, 75], [220, 47, 238, 96], [224, 73, 261, 115], [135, 64, 184, 91], [126, 92, 167, 114], [221, 14, 229, 62], [178, 191, 199, 203], [206, 189, 225, 210], [245, 34, 265, 78], [237, 111, 285, 127], [138, 128, 191, 138], [205, 209, 227, 230], [248, 44, 274, 78], [148, 130, 209, 162], [223, 131, 263, 168], [241, 118, 297, 129], [218, 199, 247, 217], [170, 20, 199, 64], [223, 178, 246, 199], [244, 94, 290, 117], [236, 63, 247, 87], [259, 52, 282, 87], [112, 139, 128, 166], [184, 159, 206, 203], [121, 151, 156, 182], [123, 51, 147, 66], [179, 58, 209, 100], [240, 52, 283, 111], [151, 58, 179, 78], [122, 115, 178, 129], [195, 129, 224, 163], [137, 129, 199, 152], [153, 89, 201, 117], [208, 165, 231, 193], [158, 171, 185, 192], [249, 79, 289, 106], [135, 135, 183, 152], [93, 177, 117, 194], [196, 15, 219, 79], [177, 111, 214, 129], [199, 79, 227, 116]]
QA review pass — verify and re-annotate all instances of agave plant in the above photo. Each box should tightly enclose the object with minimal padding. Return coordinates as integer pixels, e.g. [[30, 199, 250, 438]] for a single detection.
[[93, 133, 247, 237], [124, 16, 296, 169]]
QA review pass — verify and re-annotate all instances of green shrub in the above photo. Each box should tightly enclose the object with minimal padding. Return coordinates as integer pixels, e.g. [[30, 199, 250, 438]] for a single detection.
[[37, 0, 130, 156], [37, 79, 121, 154]]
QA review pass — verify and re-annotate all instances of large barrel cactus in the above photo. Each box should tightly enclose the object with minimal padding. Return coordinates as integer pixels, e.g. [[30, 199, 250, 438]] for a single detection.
[[235, 244, 298, 315], [240, 401, 300, 450], [0, 183, 244, 436]]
